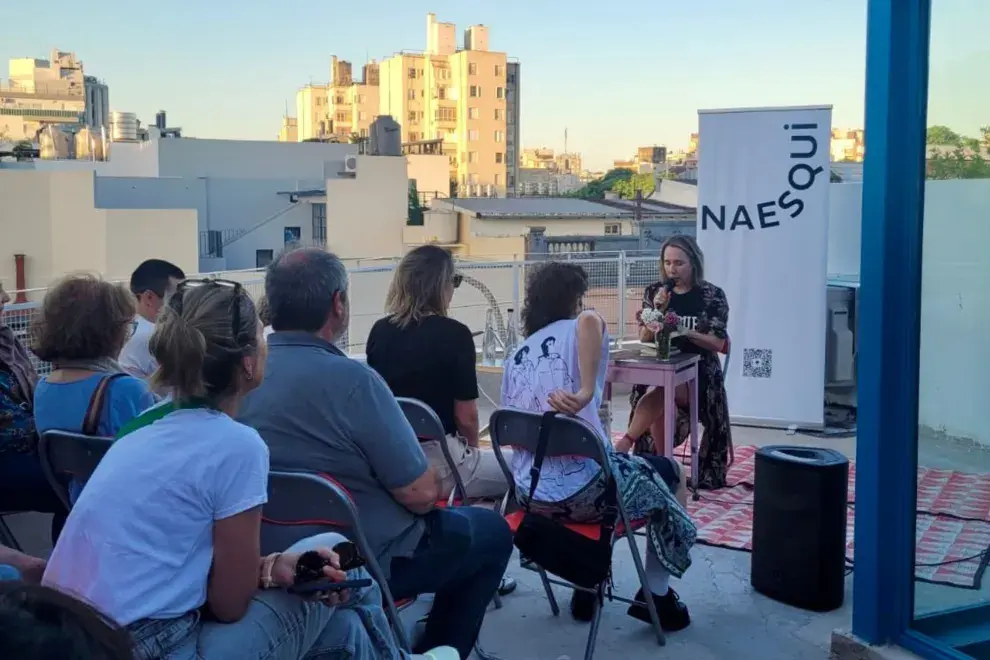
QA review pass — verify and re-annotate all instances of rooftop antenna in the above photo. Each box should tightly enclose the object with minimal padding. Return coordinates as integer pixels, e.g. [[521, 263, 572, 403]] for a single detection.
[[564, 127, 568, 155]]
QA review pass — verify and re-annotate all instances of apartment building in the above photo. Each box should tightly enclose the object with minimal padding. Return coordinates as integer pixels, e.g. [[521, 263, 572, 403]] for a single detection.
[[0, 50, 109, 142], [520, 148, 582, 174], [291, 59, 380, 142], [380, 13, 518, 197]]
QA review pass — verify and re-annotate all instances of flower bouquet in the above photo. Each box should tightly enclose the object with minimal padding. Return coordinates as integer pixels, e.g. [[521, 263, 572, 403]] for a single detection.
[[640, 308, 681, 359]]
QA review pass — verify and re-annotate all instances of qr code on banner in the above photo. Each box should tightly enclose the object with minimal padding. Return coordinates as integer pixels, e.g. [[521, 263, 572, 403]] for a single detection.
[[742, 348, 773, 379]]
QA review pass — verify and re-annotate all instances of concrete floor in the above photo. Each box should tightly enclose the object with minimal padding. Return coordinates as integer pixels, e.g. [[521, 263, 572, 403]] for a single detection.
[[5, 379, 989, 658]]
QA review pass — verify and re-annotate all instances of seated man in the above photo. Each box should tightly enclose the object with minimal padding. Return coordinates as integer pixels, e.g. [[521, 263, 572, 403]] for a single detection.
[[239, 248, 513, 660], [118, 259, 185, 380]]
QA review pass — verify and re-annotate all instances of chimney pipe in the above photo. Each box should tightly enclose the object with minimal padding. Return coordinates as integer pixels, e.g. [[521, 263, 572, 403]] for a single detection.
[[14, 254, 26, 303]]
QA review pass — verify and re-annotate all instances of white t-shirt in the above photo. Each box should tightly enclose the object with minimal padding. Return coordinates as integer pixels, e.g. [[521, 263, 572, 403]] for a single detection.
[[118, 316, 157, 379], [501, 315, 611, 502], [42, 408, 269, 626]]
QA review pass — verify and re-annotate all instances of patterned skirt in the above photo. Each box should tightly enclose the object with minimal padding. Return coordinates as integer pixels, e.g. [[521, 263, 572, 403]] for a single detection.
[[520, 452, 696, 579]]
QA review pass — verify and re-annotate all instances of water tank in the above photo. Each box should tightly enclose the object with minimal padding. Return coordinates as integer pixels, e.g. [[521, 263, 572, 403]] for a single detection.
[[39, 126, 70, 160], [155, 110, 167, 130], [110, 111, 139, 142], [74, 128, 106, 161], [368, 116, 401, 157]]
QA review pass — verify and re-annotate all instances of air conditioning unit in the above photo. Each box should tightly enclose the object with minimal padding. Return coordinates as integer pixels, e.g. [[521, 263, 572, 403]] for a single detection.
[[344, 154, 358, 174]]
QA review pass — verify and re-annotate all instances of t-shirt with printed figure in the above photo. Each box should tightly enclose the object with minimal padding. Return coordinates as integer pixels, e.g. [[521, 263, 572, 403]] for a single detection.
[[42, 408, 270, 627], [118, 316, 157, 379], [501, 315, 611, 502], [665, 287, 706, 355]]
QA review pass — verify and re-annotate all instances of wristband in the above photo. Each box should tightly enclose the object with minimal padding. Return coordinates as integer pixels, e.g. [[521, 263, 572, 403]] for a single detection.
[[260, 552, 281, 589]]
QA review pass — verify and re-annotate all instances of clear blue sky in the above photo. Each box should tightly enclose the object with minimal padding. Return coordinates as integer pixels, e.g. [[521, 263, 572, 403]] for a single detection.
[[3, 0, 986, 170]]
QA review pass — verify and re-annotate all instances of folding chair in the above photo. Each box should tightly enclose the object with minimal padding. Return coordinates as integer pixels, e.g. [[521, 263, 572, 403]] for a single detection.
[[261, 471, 413, 652], [488, 408, 666, 660], [38, 431, 113, 513], [396, 397, 468, 506], [397, 396, 506, 611]]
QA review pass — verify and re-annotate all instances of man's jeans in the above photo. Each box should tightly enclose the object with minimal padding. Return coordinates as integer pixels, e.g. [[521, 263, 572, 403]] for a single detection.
[[389, 507, 513, 658], [129, 533, 405, 660]]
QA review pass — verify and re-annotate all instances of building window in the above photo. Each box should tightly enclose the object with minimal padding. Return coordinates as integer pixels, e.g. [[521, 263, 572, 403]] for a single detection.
[[336, 113, 347, 123], [409, 132, 420, 142], [494, 108, 503, 120], [336, 95, 344, 104], [496, 87, 504, 99], [436, 106, 456, 122], [495, 64, 503, 77], [469, 85, 480, 98], [437, 87, 446, 100], [468, 63, 477, 75], [468, 129, 479, 141], [468, 107, 479, 119], [358, 111, 367, 121], [604, 223, 622, 236], [312, 204, 327, 245], [408, 67, 416, 79], [284, 226, 301, 245], [494, 130, 504, 143], [357, 94, 365, 103], [495, 174, 502, 186], [408, 110, 417, 122], [495, 152, 504, 164], [360, 128, 368, 138], [507, 73, 516, 84], [256, 249, 274, 268], [468, 151, 478, 163], [407, 89, 416, 100]]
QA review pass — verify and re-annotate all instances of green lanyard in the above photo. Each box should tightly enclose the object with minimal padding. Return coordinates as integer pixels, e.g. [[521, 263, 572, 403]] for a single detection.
[[114, 397, 216, 440]]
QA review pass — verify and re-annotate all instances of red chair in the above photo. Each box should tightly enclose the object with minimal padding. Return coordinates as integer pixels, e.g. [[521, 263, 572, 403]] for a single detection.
[[261, 471, 414, 653], [488, 408, 666, 660]]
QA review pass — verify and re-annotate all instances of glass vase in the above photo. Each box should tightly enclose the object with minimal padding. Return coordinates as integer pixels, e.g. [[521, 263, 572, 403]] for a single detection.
[[656, 329, 672, 360]]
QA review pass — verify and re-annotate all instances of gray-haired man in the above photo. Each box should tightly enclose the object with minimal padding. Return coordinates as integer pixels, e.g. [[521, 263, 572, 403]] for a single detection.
[[238, 248, 512, 659]]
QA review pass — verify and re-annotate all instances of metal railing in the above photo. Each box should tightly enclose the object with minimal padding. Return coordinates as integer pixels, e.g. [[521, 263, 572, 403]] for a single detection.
[[1, 253, 661, 374]]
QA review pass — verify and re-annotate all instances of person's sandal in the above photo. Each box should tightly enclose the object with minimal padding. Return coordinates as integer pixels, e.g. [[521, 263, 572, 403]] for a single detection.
[[498, 576, 517, 596]]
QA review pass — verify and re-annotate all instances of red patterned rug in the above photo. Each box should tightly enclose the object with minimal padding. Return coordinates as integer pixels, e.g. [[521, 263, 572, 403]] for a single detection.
[[635, 443, 990, 589]]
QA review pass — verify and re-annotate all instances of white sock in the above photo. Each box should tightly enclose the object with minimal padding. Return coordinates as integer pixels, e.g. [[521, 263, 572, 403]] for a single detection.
[[645, 552, 671, 596]]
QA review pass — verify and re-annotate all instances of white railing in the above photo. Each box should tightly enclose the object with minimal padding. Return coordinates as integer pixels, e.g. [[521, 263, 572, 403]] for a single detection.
[[1, 253, 662, 375]]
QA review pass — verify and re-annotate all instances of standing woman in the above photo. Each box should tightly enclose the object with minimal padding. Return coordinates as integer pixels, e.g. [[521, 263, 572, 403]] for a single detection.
[[621, 235, 733, 490]]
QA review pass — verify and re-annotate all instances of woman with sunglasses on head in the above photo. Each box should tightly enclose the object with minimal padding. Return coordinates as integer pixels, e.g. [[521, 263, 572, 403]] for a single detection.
[[42, 279, 456, 660], [367, 245, 510, 503]]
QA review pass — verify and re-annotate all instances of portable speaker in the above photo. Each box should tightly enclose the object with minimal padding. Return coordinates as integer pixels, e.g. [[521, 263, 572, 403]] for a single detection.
[[750, 445, 849, 612]]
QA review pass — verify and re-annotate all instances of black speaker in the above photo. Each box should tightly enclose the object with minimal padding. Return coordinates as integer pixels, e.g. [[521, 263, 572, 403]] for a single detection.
[[750, 445, 848, 612]]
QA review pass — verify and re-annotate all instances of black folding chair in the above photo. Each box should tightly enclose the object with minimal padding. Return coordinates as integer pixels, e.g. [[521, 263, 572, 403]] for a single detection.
[[488, 408, 666, 660], [261, 471, 413, 653], [38, 431, 114, 513], [396, 397, 467, 506]]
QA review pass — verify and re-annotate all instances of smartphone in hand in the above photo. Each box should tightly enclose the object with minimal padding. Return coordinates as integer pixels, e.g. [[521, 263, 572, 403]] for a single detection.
[[287, 578, 372, 596]]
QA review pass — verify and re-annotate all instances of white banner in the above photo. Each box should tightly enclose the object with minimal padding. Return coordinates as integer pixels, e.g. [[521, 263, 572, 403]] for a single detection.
[[696, 106, 831, 429]]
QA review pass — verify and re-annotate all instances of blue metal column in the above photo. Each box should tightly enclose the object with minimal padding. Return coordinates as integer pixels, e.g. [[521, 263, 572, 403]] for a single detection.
[[853, 0, 931, 645]]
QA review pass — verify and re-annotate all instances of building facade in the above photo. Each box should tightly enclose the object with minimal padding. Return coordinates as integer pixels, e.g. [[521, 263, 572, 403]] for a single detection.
[[0, 50, 108, 142], [380, 13, 512, 197]]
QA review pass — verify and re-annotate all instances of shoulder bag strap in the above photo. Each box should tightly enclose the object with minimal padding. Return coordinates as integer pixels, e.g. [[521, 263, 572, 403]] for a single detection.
[[523, 411, 557, 512], [81, 373, 127, 436]]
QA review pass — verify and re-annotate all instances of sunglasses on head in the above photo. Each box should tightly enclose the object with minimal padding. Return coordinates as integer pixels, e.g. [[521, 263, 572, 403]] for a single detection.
[[170, 278, 248, 341]]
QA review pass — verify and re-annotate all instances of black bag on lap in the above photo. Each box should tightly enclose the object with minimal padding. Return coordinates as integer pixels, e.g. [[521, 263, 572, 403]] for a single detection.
[[512, 411, 616, 589]]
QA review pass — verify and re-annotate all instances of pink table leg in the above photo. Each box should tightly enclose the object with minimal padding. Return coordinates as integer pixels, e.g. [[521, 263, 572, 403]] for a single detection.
[[662, 371, 676, 459], [688, 366, 700, 495]]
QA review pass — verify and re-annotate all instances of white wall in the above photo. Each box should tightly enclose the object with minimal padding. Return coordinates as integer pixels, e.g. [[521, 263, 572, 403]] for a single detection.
[[826, 179, 990, 446], [156, 139, 354, 179]]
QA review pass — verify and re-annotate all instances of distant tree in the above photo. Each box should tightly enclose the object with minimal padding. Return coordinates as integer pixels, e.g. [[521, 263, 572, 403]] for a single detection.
[[611, 172, 656, 199], [407, 180, 424, 226], [11, 140, 34, 161], [926, 125, 963, 146]]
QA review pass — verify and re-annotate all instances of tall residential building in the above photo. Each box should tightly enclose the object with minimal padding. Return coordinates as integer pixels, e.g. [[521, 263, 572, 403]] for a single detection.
[[278, 116, 298, 142], [0, 50, 107, 141], [379, 13, 516, 197], [296, 83, 329, 141], [327, 57, 379, 139]]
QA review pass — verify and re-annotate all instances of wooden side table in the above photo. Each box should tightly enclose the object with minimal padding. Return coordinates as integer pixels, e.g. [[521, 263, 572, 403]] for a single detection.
[[605, 351, 701, 493]]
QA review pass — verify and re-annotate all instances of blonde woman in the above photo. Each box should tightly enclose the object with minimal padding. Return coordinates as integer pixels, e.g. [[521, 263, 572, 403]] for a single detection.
[[42, 279, 455, 659], [367, 245, 509, 502]]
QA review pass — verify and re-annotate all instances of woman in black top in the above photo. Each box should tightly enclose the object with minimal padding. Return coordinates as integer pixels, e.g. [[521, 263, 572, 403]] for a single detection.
[[366, 245, 509, 501], [620, 235, 734, 489]]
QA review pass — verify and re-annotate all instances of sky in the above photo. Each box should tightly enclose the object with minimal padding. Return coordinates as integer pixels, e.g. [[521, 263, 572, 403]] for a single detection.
[[3, 0, 987, 170]]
